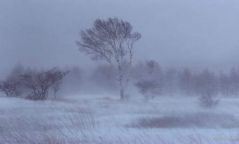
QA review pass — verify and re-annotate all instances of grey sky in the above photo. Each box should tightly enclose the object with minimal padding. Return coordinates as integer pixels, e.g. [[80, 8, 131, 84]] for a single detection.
[[1, 0, 239, 75]]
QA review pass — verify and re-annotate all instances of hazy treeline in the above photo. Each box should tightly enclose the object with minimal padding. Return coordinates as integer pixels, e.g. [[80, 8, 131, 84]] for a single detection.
[[1, 60, 239, 100], [88, 60, 239, 100], [133, 60, 239, 98], [85, 60, 239, 98]]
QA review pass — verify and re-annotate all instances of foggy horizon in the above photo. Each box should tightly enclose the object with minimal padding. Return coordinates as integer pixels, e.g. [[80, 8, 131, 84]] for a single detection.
[[1, 0, 239, 75]]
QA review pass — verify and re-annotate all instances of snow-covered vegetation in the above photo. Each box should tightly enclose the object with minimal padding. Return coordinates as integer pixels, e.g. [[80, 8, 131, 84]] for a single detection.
[[1, 94, 239, 144], [2, 58, 239, 144]]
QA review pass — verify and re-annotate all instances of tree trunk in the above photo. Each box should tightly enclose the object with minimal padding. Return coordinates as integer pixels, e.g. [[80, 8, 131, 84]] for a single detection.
[[119, 77, 126, 100], [117, 61, 131, 100], [119, 73, 130, 100], [120, 86, 125, 100]]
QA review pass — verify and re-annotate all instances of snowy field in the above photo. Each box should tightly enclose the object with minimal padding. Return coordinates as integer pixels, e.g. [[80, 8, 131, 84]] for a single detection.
[[1, 94, 239, 144]]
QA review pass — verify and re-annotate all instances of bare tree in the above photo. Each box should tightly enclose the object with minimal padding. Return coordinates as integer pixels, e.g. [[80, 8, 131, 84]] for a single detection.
[[0, 80, 19, 96], [52, 81, 61, 99], [135, 80, 160, 100], [0, 64, 26, 97], [193, 70, 219, 108], [76, 17, 141, 100], [133, 60, 162, 99], [21, 68, 68, 100], [179, 69, 194, 95]]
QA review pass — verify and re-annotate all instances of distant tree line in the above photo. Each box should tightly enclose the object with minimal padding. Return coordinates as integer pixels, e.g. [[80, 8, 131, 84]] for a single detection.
[[2, 60, 239, 106], [133, 60, 239, 98], [76, 60, 239, 100], [88, 60, 239, 107]]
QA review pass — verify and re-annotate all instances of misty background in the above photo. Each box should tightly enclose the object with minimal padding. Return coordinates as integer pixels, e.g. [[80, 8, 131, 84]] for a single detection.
[[1, 0, 239, 77]]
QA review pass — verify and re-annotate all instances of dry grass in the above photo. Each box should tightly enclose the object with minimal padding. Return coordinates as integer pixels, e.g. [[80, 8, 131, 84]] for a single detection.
[[131, 112, 239, 129]]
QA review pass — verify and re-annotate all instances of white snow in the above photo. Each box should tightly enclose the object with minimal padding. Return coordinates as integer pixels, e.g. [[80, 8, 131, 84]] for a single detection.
[[0, 94, 239, 144]]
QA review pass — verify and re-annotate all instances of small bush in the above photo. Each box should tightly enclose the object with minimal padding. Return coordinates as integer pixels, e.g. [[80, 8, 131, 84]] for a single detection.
[[135, 80, 160, 99], [199, 95, 220, 108], [0, 66, 68, 100]]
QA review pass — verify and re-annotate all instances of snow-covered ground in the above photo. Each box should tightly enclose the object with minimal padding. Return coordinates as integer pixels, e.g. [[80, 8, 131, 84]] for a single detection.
[[1, 94, 239, 144]]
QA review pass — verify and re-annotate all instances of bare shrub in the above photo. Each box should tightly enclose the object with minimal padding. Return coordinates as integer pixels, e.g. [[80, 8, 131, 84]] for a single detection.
[[0, 79, 20, 97], [0, 66, 68, 100], [21, 68, 68, 100], [133, 60, 162, 99], [0, 65, 26, 97], [135, 80, 160, 99], [193, 70, 219, 108], [199, 95, 219, 108]]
